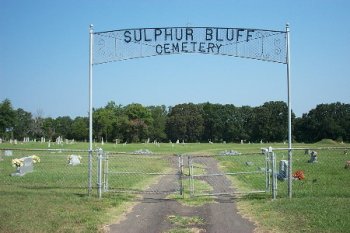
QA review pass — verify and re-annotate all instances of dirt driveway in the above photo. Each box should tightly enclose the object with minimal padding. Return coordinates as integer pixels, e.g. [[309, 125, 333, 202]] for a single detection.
[[106, 156, 256, 233]]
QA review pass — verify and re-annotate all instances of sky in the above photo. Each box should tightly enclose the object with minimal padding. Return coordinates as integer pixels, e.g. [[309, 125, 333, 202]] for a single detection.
[[1, 0, 349, 118]]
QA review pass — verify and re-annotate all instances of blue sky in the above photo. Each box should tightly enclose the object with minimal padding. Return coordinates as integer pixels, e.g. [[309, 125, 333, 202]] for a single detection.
[[1, 0, 349, 118]]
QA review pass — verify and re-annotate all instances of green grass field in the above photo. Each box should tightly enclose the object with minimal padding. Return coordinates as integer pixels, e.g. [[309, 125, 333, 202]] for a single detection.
[[1, 141, 349, 232]]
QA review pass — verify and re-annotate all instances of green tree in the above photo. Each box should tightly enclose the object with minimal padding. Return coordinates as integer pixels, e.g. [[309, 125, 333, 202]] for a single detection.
[[43, 117, 56, 140], [294, 102, 350, 142], [93, 107, 115, 142], [124, 103, 152, 142], [71, 117, 88, 141], [0, 99, 16, 139], [54, 116, 73, 139], [166, 103, 204, 142], [251, 101, 289, 142], [13, 108, 32, 139], [202, 103, 225, 142], [147, 105, 167, 142]]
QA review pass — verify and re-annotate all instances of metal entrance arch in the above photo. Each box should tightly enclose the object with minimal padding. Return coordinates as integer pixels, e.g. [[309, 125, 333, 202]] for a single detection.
[[88, 25, 292, 198]]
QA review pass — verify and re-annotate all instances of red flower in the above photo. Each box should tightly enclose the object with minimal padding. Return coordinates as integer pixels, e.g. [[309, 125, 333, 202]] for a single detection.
[[293, 170, 305, 180]]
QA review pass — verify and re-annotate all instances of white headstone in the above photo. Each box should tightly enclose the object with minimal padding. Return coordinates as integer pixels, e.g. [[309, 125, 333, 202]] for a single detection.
[[68, 155, 81, 166], [4, 150, 13, 156]]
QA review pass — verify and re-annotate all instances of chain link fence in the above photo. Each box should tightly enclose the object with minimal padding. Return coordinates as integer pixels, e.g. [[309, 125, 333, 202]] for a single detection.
[[188, 152, 270, 197], [0, 148, 97, 195], [272, 147, 350, 198], [2, 146, 348, 199], [99, 152, 183, 196]]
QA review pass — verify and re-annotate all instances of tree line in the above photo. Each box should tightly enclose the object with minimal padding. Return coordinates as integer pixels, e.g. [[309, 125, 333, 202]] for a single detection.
[[1, 99, 349, 143]]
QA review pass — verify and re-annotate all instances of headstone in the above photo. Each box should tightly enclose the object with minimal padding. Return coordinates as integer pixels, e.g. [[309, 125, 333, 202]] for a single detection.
[[101, 137, 104, 145], [240, 140, 244, 144], [277, 160, 288, 180], [308, 151, 318, 163], [245, 161, 254, 166], [4, 150, 13, 156], [261, 148, 268, 154], [68, 155, 81, 166], [11, 157, 34, 176], [0, 138, 2, 143], [345, 161, 350, 169]]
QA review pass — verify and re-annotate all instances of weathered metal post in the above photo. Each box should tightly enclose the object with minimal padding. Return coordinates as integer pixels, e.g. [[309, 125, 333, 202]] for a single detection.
[[286, 23, 293, 199], [97, 148, 103, 198], [88, 24, 94, 196]]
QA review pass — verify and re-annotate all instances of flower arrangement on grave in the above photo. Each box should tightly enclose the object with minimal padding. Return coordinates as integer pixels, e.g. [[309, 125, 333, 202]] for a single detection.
[[12, 158, 24, 167], [292, 170, 305, 180], [31, 155, 40, 163]]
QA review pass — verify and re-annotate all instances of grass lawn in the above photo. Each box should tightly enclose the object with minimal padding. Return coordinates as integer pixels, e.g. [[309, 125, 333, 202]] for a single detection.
[[1, 141, 349, 232]]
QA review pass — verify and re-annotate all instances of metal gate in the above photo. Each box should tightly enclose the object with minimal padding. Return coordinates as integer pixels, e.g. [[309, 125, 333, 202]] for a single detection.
[[188, 151, 274, 197], [94, 149, 277, 198], [95, 150, 183, 198]]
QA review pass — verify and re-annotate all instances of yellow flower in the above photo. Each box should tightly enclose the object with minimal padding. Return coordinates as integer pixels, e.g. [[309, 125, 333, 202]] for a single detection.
[[12, 158, 24, 167], [31, 155, 40, 163]]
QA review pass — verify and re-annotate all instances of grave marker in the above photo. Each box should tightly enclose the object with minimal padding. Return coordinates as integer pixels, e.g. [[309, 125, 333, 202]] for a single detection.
[[68, 155, 81, 166], [11, 157, 34, 176], [277, 160, 288, 180], [4, 150, 13, 156]]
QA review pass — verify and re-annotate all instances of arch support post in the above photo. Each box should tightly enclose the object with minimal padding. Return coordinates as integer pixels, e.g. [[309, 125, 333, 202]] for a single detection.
[[88, 24, 94, 195], [286, 23, 292, 199]]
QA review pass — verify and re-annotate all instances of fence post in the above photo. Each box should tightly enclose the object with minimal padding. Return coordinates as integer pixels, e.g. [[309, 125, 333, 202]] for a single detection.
[[178, 155, 184, 197], [188, 155, 194, 197], [270, 147, 277, 200], [265, 149, 270, 192], [88, 149, 92, 196], [97, 148, 103, 198], [103, 151, 109, 192]]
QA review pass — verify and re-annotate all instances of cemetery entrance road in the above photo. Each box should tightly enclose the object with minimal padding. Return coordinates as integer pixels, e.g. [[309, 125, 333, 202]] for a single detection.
[[106, 155, 256, 233]]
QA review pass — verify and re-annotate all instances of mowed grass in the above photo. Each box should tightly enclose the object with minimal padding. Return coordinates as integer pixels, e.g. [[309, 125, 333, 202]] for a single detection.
[[1, 141, 350, 232], [230, 147, 350, 233], [0, 145, 170, 233]]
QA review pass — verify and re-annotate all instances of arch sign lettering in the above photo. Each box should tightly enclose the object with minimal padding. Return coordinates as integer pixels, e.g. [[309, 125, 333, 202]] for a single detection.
[[88, 25, 293, 197], [92, 27, 287, 64]]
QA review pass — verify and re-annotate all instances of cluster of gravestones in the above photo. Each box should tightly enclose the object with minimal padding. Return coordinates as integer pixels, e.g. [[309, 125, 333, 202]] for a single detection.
[[131, 149, 153, 155], [1, 151, 82, 177], [219, 150, 241, 156]]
